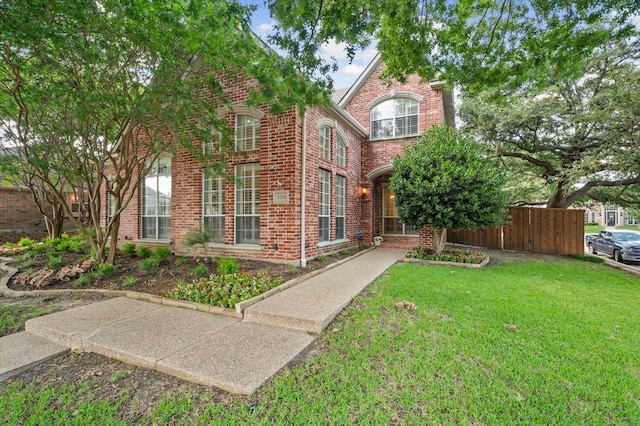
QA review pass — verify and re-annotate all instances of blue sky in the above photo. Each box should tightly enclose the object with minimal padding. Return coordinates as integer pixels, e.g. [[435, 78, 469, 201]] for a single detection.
[[242, 1, 377, 89]]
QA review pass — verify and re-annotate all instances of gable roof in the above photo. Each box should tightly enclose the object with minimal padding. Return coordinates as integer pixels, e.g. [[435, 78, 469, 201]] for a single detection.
[[337, 54, 382, 108]]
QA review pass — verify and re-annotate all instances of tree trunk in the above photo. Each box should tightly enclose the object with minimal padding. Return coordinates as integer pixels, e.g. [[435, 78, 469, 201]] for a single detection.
[[433, 227, 447, 254], [44, 204, 65, 239]]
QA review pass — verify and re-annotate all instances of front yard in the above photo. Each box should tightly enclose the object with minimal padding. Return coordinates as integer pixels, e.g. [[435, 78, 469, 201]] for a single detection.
[[2, 254, 638, 424]]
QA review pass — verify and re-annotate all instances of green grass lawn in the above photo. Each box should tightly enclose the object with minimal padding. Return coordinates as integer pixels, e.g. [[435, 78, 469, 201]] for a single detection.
[[2, 258, 640, 424]]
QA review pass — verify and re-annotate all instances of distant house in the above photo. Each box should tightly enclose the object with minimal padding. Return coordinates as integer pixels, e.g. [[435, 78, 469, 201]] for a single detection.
[[0, 147, 45, 233], [582, 204, 639, 227], [108, 55, 455, 265]]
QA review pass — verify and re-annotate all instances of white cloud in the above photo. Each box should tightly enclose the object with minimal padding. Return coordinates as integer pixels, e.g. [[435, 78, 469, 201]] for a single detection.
[[320, 39, 349, 60], [256, 22, 275, 36], [343, 63, 365, 76]]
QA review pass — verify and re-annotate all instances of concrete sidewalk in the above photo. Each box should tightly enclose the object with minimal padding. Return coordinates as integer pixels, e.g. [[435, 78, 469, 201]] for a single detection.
[[0, 248, 405, 394]]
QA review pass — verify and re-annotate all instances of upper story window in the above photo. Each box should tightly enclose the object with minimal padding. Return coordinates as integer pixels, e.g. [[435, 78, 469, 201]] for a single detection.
[[319, 126, 331, 160], [336, 134, 346, 167], [236, 114, 260, 151], [203, 131, 221, 155], [370, 98, 419, 140]]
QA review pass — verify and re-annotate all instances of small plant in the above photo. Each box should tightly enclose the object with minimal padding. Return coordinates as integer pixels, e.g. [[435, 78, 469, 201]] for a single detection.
[[46, 253, 65, 270], [120, 242, 137, 256], [316, 254, 326, 262], [152, 246, 172, 262], [17, 237, 35, 247], [74, 273, 94, 287], [183, 228, 210, 247], [216, 257, 239, 275], [287, 266, 299, 274], [139, 257, 160, 272], [190, 262, 209, 278], [94, 263, 117, 279], [331, 252, 340, 258], [135, 245, 152, 258], [175, 257, 187, 266], [121, 276, 138, 288], [339, 249, 348, 256]]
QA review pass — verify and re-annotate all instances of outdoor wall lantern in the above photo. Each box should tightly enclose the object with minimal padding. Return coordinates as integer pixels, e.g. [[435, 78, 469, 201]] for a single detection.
[[359, 186, 369, 198]]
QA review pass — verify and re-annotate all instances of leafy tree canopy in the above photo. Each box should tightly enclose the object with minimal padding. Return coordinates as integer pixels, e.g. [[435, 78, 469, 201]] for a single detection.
[[461, 41, 640, 209], [267, 0, 639, 95], [390, 125, 508, 252], [0, 0, 327, 262]]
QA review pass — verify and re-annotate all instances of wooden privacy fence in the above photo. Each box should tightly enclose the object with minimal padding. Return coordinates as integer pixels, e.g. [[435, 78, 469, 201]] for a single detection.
[[447, 207, 585, 255]]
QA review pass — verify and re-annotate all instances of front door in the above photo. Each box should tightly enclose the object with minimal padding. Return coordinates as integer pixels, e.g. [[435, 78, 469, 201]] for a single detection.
[[382, 186, 418, 236], [607, 212, 616, 226]]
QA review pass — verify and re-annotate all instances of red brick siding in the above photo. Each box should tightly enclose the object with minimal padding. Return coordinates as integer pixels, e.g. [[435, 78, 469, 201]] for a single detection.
[[0, 187, 45, 230]]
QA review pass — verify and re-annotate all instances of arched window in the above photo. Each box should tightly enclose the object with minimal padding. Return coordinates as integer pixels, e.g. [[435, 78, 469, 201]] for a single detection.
[[319, 125, 331, 160], [336, 134, 346, 166], [370, 98, 419, 140], [235, 114, 260, 151]]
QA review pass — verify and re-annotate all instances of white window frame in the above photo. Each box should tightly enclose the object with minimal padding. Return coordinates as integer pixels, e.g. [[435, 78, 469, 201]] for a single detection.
[[370, 98, 419, 140], [336, 134, 346, 167], [319, 125, 331, 160], [336, 175, 345, 240], [319, 168, 331, 242], [141, 157, 172, 240], [382, 184, 417, 236], [203, 167, 225, 243], [235, 114, 260, 151], [203, 130, 221, 155], [235, 163, 260, 245]]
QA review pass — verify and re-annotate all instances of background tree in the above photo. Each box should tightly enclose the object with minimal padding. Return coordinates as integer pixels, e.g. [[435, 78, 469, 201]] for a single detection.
[[460, 42, 640, 209], [0, 0, 325, 264], [267, 0, 638, 95], [390, 125, 508, 253]]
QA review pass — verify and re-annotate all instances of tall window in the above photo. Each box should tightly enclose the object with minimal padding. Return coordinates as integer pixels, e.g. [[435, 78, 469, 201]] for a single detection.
[[236, 114, 260, 151], [235, 163, 260, 244], [203, 131, 221, 155], [370, 98, 419, 140], [383, 186, 417, 235], [336, 134, 346, 167], [142, 157, 171, 239], [203, 168, 224, 243], [319, 169, 330, 242], [336, 175, 345, 240], [319, 126, 331, 160]]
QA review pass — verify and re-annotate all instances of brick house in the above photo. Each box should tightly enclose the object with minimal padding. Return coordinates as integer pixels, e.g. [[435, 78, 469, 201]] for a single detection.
[[111, 55, 454, 265]]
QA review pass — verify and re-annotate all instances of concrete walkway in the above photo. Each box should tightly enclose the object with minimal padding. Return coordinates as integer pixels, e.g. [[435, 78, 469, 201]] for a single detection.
[[0, 248, 405, 394]]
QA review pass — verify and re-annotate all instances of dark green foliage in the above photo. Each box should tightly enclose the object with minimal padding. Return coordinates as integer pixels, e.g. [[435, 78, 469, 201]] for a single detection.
[[190, 263, 209, 278], [566, 254, 606, 264], [135, 246, 152, 259], [120, 243, 137, 256], [94, 263, 117, 279], [138, 258, 160, 272], [406, 248, 486, 264], [390, 125, 508, 233], [152, 247, 172, 262], [216, 258, 239, 275]]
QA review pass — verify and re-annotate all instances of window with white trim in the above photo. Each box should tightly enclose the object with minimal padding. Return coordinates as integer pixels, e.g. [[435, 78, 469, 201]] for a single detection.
[[235, 163, 260, 244], [336, 175, 345, 240], [319, 126, 331, 160], [336, 134, 346, 167], [142, 157, 171, 239], [203, 131, 221, 155], [319, 169, 330, 242], [383, 185, 418, 235], [370, 98, 419, 140], [235, 114, 260, 151], [203, 167, 224, 243]]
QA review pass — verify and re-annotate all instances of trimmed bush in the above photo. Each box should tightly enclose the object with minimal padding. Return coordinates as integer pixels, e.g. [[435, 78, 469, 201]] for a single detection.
[[135, 245, 152, 259]]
